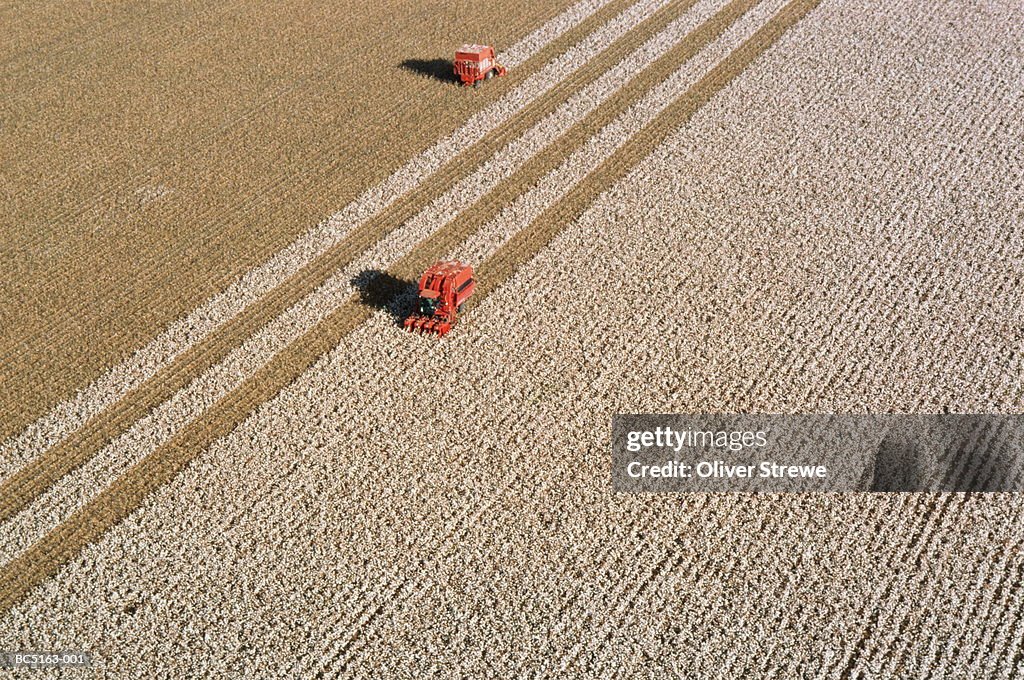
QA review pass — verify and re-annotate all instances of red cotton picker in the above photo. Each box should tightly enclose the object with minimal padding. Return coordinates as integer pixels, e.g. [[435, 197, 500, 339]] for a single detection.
[[453, 44, 507, 87], [403, 261, 476, 337]]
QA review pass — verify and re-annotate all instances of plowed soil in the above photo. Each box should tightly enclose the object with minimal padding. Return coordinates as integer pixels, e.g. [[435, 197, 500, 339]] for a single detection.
[[0, 0, 589, 440], [1, 0, 1022, 677]]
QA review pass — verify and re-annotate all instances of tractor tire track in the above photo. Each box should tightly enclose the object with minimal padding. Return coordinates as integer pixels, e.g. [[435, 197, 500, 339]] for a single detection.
[[0, 0, 695, 541], [0, 0, 821, 616], [29, 193, 712, 675], [0, 1, 1020, 670], [361, 0, 770, 301], [0, 0, 649, 476], [2, 0, 616, 329], [0, 0, 619, 443], [3, 0, 763, 576], [447, 0, 782, 267]]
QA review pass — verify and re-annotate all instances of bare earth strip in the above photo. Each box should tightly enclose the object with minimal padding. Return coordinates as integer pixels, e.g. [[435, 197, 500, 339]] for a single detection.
[[0, 0, 814, 615], [0, 0, 736, 561], [0, 0, 639, 476], [0, 0, 1022, 676], [0, 0, 594, 438]]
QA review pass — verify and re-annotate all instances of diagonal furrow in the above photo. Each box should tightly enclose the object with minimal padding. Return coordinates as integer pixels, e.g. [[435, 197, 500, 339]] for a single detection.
[[0, 0, 637, 462], [0, 0, 672, 500], [0, 0, 823, 615], [0, 0, 725, 562], [829, 494, 962, 679]]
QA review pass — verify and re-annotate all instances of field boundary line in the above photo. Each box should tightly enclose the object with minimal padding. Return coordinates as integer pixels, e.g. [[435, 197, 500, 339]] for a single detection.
[[0, 0, 648, 480], [0, 0, 822, 615], [0, 0, 715, 560]]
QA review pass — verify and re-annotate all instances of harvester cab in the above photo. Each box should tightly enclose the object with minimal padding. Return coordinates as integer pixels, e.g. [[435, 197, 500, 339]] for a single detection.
[[454, 44, 507, 87], [404, 261, 475, 337]]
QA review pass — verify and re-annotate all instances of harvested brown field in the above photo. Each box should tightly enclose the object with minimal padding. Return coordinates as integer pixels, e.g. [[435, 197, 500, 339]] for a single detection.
[[0, 0, 605, 439], [1, 0, 1022, 676]]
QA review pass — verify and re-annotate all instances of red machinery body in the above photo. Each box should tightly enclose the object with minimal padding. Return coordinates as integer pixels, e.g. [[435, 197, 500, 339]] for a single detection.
[[404, 261, 476, 337], [453, 44, 507, 86]]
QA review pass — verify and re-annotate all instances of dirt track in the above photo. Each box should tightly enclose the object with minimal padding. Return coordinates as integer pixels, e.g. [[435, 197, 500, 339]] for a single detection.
[[0, 0, 591, 439], [0, 0, 676, 500], [1, 0, 1022, 676], [0, 0, 800, 590], [0, 0, 699, 521]]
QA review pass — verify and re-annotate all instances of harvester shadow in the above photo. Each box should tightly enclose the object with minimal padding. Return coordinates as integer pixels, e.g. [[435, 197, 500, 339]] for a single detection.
[[351, 270, 419, 327], [400, 58, 459, 85]]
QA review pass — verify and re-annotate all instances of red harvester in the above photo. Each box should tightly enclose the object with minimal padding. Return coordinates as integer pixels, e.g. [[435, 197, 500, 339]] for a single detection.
[[453, 44, 506, 87], [403, 261, 476, 337]]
